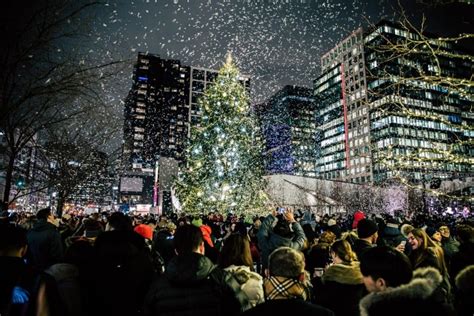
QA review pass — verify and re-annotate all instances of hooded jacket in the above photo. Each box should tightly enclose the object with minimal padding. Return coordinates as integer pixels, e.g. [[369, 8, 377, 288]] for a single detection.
[[313, 261, 366, 316], [144, 252, 241, 316], [27, 219, 64, 270], [359, 267, 455, 316], [257, 214, 306, 270]]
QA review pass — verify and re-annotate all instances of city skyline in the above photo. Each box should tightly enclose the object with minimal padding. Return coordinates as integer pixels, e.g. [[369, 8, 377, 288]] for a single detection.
[[3, 0, 472, 154]]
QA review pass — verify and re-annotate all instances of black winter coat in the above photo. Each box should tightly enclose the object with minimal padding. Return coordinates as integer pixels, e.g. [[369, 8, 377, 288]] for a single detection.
[[26, 220, 64, 270], [88, 230, 156, 316], [144, 252, 241, 316], [450, 242, 474, 283], [0, 256, 64, 316]]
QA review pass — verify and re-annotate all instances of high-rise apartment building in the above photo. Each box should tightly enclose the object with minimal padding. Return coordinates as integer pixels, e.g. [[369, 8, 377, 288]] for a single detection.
[[315, 21, 473, 184], [123, 53, 189, 170], [121, 53, 250, 208], [257, 85, 317, 176]]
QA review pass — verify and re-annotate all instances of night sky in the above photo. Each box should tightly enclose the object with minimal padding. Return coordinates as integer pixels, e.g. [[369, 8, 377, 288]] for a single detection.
[[2, 0, 473, 152]]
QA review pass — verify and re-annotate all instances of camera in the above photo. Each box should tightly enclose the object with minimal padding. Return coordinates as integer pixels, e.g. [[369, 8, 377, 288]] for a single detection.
[[277, 207, 285, 214]]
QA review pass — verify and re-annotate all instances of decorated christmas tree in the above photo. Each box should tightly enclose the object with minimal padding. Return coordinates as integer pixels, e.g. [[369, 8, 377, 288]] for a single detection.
[[174, 54, 267, 215]]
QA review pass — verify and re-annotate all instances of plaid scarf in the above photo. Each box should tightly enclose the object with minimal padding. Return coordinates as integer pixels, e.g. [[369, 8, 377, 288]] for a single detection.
[[264, 276, 310, 301]]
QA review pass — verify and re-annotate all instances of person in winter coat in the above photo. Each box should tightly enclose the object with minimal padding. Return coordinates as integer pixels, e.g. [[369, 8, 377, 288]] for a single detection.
[[192, 217, 220, 263], [359, 246, 413, 293], [218, 233, 265, 311], [26, 207, 64, 270], [257, 209, 306, 272], [352, 210, 365, 230], [378, 217, 405, 248], [1, 223, 64, 316], [352, 219, 378, 259], [242, 247, 334, 316], [88, 212, 156, 316], [454, 265, 474, 316], [450, 224, 474, 284], [305, 230, 336, 276], [313, 240, 366, 316], [359, 267, 455, 316], [144, 224, 241, 316], [437, 223, 460, 261], [407, 228, 451, 297], [46, 240, 94, 316], [153, 221, 177, 265]]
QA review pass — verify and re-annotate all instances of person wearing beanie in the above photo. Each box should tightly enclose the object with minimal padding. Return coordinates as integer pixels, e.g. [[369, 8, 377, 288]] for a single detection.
[[425, 227, 442, 246], [352, 210, 365, 230], [327, 219, 342, 239], [134, 223, 153, 240], [353, 219, 378, 259], [191, 218, 203, 228], [192, 217, 220, 263], [378, 217, 405, 249]]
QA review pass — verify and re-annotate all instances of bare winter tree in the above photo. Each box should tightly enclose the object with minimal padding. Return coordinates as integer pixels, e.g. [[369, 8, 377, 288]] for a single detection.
[[41, 124, 121, 216], [0, 0, 127, 209], [364, 6, 473, 206]]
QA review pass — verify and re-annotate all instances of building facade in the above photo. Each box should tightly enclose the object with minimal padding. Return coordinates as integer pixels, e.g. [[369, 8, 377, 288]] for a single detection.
[[0, 130, 49, 211], [315, 28, 372, 183], [315, 21, 473, 185], [123, 53, 190, 170], [258, 85, 317, 176]]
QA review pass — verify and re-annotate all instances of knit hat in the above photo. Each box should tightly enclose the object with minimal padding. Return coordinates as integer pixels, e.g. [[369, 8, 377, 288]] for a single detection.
[[357, 219, 378, 238], [425, 226, 438, 238], [352, 210, 365, 229], [191, 218, 203, 227], [134, 224, 153, 240]]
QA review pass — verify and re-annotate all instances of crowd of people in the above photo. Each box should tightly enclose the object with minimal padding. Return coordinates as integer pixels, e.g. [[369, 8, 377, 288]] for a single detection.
[[0, 206, 473, 316]]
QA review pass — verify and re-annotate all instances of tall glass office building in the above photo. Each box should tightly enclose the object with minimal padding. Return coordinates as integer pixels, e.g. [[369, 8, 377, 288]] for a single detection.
[[315, 21, 473, 185]]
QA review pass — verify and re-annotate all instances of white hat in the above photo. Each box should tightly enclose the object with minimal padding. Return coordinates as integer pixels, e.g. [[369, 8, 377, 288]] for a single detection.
[[327, 219, 337, 227]]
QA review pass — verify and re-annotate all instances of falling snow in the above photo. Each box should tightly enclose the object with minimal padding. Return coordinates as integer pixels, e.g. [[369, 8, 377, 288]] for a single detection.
[[7, 0, 469, 156]]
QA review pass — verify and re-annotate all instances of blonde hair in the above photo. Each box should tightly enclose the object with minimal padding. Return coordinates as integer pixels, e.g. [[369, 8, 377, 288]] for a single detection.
[[410, 228, 448, 276], [268, 247, 305, 278], [331, 239, 357, 263]]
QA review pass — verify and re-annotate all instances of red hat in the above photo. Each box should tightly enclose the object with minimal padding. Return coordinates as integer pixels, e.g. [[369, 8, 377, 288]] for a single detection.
[[352, 210, 366, 229], [134, 224, 153, 240], [200, 225, 214, 247]]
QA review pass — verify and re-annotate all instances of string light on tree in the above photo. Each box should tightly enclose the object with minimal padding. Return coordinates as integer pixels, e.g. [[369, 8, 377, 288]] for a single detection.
[[174, 53, 268, 215]]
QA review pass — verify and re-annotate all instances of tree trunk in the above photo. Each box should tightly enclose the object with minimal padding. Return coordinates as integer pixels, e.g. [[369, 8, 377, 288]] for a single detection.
[[56, 195, 65, 218], [2, 151, 16, 208]]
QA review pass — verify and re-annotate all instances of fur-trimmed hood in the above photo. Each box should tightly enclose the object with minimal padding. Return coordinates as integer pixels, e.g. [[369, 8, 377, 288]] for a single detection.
[[359, 267, 443, 316], [322, 261, 363, 285]]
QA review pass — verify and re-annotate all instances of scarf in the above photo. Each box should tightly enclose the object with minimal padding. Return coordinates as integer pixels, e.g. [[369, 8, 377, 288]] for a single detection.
[[264, 276, 310, 301]]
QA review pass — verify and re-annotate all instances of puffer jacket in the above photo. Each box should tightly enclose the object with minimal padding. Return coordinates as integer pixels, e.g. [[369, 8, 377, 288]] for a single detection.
[[313, 261, 366, 316], [144, 252, 241, 316]]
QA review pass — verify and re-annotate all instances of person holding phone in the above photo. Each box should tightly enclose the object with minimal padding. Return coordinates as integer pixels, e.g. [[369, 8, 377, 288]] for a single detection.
[[257, 208, 307, 273]]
